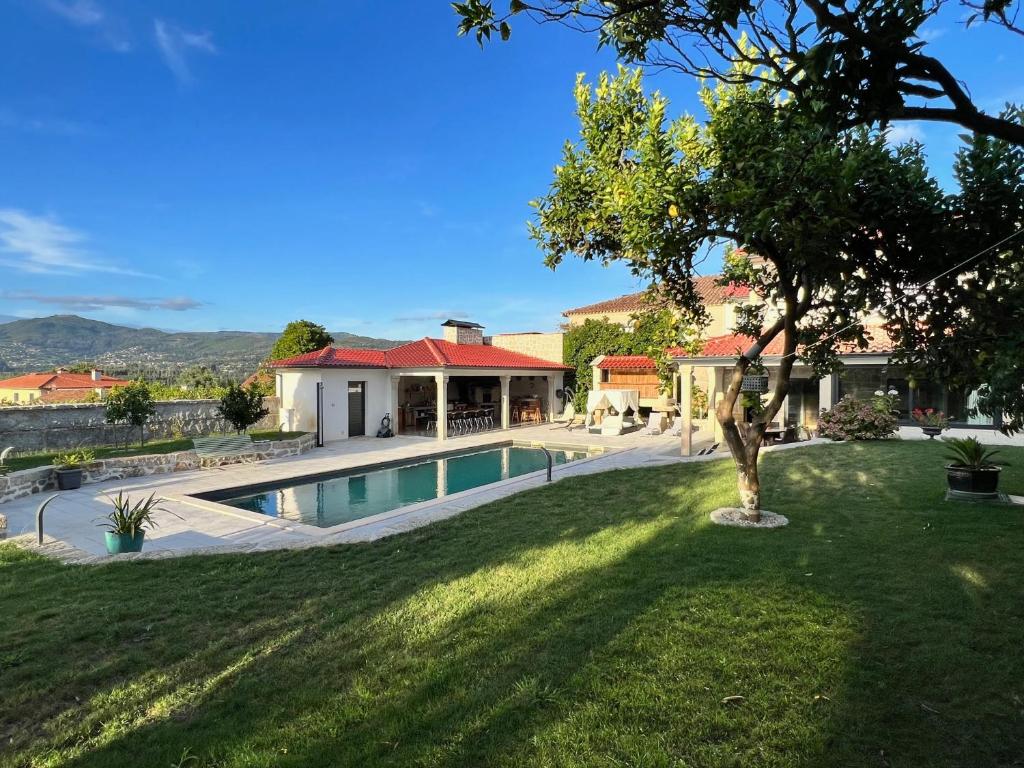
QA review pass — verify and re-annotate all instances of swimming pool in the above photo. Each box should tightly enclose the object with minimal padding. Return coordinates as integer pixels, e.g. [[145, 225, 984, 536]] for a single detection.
[[194, 443, 594, 529]]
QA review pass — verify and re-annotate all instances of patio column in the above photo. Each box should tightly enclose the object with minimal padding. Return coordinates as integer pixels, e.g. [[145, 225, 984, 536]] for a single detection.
[[500, 375, 511, 430], [710, 367, 725, 443], [680, 364, 693, 457], [435, 372, 449, 441], [546, 374, 560, 422], [390, 375, 401, 434], [819, 372, 836, 411]]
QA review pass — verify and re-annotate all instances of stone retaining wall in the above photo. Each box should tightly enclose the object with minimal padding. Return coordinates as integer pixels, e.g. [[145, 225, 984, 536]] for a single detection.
[[0, 398, 280, 453], [0, 433, 314, 505]]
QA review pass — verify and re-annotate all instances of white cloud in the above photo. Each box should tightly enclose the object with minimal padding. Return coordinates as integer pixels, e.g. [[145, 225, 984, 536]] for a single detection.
[[1, 291, 202, 311], [40, 0, 103, 26], [0, 209, 149, 276], [0, 108, 94, 137], [918, 26, 946, 42], [37, 0, 132, 52], [154, 19, 217, 84], [392, 310, 471, 322], [885, 122, 925, 145]]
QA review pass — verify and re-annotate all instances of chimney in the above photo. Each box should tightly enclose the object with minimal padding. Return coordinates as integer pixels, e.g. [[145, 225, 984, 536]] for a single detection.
[[441, 319, 484, 345], [91, 369, 102, 382]]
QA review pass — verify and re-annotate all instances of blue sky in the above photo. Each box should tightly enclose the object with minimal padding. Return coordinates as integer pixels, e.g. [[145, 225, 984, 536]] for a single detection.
[[0, 1, 1020, 339]]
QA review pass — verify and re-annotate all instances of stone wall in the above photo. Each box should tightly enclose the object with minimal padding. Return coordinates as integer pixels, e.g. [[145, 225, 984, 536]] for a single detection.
[[488, 332, 565, 364], [0, 432, 315, 505], [0, 398, 279, 453]]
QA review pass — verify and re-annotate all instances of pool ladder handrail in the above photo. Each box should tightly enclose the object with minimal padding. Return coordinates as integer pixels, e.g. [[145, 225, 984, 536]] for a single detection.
[[540, 447, 553, 483]]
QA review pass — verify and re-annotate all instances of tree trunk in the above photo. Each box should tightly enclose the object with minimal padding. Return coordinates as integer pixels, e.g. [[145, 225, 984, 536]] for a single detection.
[[736, 444, 762, 523]]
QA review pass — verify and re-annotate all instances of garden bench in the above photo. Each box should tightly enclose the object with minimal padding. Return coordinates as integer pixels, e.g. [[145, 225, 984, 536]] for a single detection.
[[192, 434, 255, 459]]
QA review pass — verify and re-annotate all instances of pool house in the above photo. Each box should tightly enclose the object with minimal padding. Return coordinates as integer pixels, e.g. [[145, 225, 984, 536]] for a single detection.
[[272, 320, 570, 444]]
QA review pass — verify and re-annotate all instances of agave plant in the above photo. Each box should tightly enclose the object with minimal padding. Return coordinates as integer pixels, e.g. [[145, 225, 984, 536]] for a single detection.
[[943, 437, 1007, 469], [99, 491, 177, 536]]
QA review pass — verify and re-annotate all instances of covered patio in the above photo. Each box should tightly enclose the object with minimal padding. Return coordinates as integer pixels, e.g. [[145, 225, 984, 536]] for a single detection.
[[390, 369, 565, 439]]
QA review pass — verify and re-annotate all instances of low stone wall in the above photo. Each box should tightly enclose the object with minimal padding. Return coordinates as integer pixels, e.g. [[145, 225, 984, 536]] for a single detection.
[[0, 433, 314, 505], [0, 398, 280, 453]]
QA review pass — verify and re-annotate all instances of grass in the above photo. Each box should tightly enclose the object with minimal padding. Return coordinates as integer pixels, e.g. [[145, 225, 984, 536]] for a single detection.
[[0, 431, 308, 473], [1, 440, 1022, 767]]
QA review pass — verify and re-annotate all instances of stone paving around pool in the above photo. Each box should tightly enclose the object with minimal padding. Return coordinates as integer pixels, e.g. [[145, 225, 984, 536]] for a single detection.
[[2, 424, 829, 564]]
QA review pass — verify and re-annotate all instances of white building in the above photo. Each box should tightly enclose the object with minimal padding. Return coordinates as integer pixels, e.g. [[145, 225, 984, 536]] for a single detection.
[[272, 320, 569, 443]]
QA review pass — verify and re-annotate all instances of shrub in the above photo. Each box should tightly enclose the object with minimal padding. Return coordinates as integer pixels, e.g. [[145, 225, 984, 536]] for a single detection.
[[218, 384, 270, 433], [818, 395, 898, 441]]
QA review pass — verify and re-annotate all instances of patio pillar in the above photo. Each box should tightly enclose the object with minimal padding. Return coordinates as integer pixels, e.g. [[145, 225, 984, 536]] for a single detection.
[[500, 375, 511, 430], [546, 374, 560, 422], [591, 356, 604, 390], [390, 375, 401, 434], [710, 367, 725, 443], [435, 372, 449, 441], [819, 372, 836, 412], [680, 364, 693, 456]]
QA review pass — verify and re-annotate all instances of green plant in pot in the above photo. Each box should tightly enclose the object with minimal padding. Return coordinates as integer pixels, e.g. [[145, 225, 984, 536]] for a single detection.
[[53, 449, 96, 490], [943, 437, 1007, 499], [98, 491, 177, 554]]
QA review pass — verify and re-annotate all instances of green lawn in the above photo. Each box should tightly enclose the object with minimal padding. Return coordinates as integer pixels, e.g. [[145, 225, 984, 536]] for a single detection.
[[1, 441, 1022, 767], [1, 431, 307, 473]]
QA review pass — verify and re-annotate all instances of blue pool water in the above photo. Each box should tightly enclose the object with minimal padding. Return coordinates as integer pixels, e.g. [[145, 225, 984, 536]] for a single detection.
[[199, 444, 591, 528]]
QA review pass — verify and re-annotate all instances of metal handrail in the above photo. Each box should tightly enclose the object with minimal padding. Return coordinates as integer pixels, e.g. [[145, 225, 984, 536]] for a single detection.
[[540, 447, 553, 482], [36, 493, 60, 545]]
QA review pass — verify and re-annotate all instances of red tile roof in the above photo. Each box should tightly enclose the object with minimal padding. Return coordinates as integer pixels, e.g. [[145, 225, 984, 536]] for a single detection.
[[597, 327, 893, 367], [596, 355, 658, 370], [677, 327, 894, 359], [563, 276, 750, 316], [0, 371, 130, 390], [271, 347, 389, 368], [272, 339, 570, 371]]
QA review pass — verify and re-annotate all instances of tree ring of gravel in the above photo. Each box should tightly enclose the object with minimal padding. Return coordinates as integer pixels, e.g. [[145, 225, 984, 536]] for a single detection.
[[710, 508, 789, 528]]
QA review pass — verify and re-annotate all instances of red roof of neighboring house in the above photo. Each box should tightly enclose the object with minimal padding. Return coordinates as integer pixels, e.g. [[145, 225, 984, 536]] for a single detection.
[[563, 276, 750, 317], [0, 371, 130, 390], [272, 339, 570, 371]]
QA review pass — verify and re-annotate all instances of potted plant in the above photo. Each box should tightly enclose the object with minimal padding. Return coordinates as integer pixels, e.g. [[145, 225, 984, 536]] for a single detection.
[[944, 437, 1007, 499], [912, 407, 950, 439], [98, 491, 176, 554], [53, 449, 96, 490]]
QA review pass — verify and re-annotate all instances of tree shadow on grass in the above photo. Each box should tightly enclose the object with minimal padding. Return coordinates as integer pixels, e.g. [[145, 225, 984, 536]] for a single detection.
[[2, 443, 1023, 767]]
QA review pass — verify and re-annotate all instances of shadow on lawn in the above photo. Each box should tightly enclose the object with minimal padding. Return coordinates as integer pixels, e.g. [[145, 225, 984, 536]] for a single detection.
[[2, 442, 1022, 767]]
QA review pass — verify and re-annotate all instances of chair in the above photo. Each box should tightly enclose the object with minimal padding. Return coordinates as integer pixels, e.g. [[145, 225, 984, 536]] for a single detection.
[[641, 411, 663, 435], [448, 411, 464, 435], [551, 401, 582, 430], [424, 411, 437, 434]]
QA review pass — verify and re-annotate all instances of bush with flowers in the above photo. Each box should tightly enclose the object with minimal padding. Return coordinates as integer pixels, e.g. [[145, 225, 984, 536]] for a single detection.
[[818, 395, 899, 440]]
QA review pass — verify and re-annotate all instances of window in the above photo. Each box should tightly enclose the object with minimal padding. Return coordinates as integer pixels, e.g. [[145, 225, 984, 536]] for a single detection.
[[12, 392, 19, 403], [600, 369, 610, 383], [837, 364, 997, 427]]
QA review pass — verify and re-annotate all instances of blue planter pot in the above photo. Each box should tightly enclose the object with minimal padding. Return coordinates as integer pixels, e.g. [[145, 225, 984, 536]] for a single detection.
[[104, 530, 145, 554]]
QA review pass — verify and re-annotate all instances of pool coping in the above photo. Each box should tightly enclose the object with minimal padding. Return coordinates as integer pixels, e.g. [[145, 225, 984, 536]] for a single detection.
[[172, 439, 619, 540]]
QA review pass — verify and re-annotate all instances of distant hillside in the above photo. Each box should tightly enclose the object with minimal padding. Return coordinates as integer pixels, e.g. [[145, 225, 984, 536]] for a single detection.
[[0, 315, 406, 379]]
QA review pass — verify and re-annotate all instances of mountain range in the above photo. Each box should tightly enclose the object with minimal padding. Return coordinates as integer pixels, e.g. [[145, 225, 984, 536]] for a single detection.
[[0, 315, 404, 379]]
